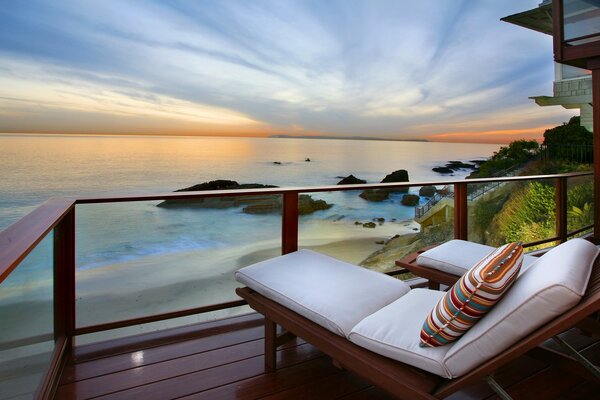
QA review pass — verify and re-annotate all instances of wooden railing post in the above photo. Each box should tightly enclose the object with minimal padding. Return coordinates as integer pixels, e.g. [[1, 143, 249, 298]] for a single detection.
[[593, 68, 600, 238], [282, 192, 299, 254], [453, 183, 468, 240], [556, 177, 568, 243], [54, 207, 75, 350]]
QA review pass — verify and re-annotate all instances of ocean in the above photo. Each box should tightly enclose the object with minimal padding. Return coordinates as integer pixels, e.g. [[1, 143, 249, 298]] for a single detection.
[[0, 134, 500, 335], [0, 134, 500, 271]]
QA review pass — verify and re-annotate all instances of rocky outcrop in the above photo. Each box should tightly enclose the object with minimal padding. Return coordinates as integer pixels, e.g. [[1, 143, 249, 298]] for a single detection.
[[360, 169, 410, 200], [432, 166, 453, 174], [297, 195, 332, 215], [433, 161, 477, 174], [447, 161, 476, 169], [418, 186, 436, 197], [359, 189, 389, 202], [360, 221, 454, 272], [362, 222, 376, 228], [158, 179, 332, 215], [381, 169, 409, 184], [381, 169, 410, 193], [158, 180, 278, 209], [401, 194, 420, 206], [337, 174, 367, 185]]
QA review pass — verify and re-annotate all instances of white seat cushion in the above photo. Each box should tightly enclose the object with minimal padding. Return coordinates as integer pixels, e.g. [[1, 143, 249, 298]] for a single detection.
[[417, 240, 538, 276], [348, 289, 453, 378], [443, 238, 599, 377], [235, 249, 411, 337]]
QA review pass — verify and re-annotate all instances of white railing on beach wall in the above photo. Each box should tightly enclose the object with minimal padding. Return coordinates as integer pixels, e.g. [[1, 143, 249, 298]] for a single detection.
[[414, 167, 520, 219]]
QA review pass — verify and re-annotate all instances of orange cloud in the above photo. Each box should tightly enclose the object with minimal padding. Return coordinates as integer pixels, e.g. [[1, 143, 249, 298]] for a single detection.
[[426, 126, 553, 144]]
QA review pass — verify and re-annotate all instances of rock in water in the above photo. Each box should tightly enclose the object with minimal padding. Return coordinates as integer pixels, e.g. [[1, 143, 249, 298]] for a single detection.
[[380, 169, 410, 193], [381, 169, 409, 183], [305, 158, 311, 162], [337, 174, 367, 185], [359, 189, 390, 202], [158, 180, 279, 208], [432, 167, 453, 174], [158, 179, 332, 216], [297, 194, 333, 215], [401, 194, 420, 206], [362, 222, 376, 228], [418, 186, 436, 197], [359, 169, 409, 200]]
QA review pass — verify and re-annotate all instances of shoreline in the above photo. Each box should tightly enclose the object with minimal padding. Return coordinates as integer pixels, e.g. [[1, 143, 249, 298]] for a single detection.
[[1, 219, 420, 344]]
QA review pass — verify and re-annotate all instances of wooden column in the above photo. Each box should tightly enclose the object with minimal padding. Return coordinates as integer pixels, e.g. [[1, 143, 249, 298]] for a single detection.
[[593, 69, 600, 238], [53, 207, 76, 349], [282, 193, 299, 254], [555, 176, 568, 243], [453, 183, 468, 240]]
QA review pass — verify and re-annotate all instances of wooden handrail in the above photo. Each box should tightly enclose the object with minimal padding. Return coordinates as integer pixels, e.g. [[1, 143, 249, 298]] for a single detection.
[[72, 172, 592, 204], [0, 197, 75, 283]]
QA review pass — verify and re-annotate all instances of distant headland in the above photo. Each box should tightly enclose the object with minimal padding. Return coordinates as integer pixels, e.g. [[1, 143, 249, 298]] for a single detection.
[[269, 134, 428, 142]]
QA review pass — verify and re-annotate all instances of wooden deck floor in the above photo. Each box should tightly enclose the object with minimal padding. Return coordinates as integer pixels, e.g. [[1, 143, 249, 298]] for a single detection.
[[55, 313, 600, 400]]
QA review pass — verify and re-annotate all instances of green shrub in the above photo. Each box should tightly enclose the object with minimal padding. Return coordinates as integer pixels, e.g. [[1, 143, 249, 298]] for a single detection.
[[491, 182, 555, 244]]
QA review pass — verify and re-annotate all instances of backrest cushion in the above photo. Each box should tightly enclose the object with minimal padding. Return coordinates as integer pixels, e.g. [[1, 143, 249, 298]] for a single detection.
[[420, 242, 523, 347], [443, 238, 599, 378]]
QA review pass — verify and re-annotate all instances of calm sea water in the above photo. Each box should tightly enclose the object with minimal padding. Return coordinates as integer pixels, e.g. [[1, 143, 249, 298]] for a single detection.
[[0, 134, 500, 273]]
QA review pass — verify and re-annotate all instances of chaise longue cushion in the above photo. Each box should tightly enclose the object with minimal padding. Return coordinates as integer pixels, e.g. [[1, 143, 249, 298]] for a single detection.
[[349, 289, 453, 378], [348, 238, 598, 378], [235, 249, 411, 337], [443, 237, 598, 377], [417, 239, 538, 277]]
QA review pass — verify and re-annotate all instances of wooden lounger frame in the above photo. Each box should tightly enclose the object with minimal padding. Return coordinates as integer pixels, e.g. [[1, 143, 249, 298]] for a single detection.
[[395, 245, 460, 290], [236, 256, 600, 400]]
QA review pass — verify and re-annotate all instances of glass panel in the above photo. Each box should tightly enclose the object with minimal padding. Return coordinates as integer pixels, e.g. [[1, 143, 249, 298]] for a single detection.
[[560, 63, 591, 79], [298, 185, 449, 278], [75, 196, 280, 340], [566, 174, 594, 234], [467, 178, 557, 250], [0, 234, 54, 400], [563, 0, 600, 43]]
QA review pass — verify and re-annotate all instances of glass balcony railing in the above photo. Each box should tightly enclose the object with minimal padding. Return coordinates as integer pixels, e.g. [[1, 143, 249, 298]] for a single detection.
[[0, 171, 594, 397]]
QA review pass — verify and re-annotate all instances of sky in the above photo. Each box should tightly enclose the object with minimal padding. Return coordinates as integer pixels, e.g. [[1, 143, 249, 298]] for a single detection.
[[0, 0, 579, 143]]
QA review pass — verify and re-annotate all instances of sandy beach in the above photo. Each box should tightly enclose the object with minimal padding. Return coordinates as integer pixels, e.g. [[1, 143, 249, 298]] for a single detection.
[[0, 218, 420, 345]]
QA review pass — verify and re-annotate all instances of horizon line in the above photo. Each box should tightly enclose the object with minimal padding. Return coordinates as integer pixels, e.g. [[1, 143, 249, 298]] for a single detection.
[[0, 131, 512, 145]]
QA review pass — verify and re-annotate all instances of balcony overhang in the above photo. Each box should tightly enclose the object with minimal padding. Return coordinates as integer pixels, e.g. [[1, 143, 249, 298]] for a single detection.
[[530, 94, 592, 107], [501, 3, 553, 35]]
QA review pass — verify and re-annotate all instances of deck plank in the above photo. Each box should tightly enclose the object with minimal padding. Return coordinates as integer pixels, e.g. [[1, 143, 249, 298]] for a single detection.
[[178, 357, 339, 400], [336, 386, 393, 400], [61, 325, 264, 384], [57, 339, 267, 399], [91, 343, 322, 400], [72, 313, 263, 362], [55, 314, 600, 400], [258, 370, 372, 400]]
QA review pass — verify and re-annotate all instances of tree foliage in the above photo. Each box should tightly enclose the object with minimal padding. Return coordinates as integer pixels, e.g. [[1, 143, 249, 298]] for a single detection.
[[543, 116, 592, 146], [474, 140, 540, 177]]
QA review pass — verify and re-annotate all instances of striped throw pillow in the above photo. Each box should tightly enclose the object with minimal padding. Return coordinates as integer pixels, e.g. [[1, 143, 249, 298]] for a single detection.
[[420, 242, 523, 347]]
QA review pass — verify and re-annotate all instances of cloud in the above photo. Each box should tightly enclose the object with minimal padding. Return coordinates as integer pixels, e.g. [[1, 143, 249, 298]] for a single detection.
[[0, 0, 576, 141]]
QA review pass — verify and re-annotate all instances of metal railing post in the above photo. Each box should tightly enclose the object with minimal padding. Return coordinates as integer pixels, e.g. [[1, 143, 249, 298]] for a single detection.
[[556, 177, 568, 243], [282, 192, 299, 254]]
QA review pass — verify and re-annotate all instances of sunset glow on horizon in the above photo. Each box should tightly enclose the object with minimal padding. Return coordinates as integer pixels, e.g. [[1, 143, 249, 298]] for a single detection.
[[0, 0, 579, 143]]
